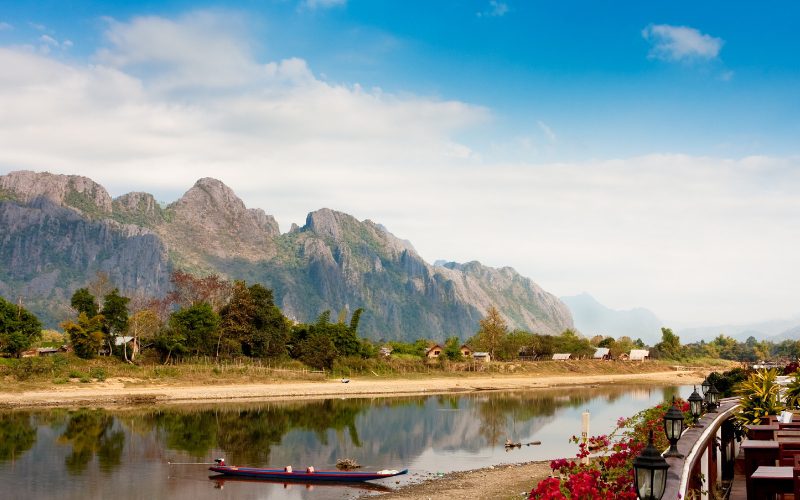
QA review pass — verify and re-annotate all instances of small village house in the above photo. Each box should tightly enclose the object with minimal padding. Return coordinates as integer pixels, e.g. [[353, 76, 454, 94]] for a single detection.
[[552, 353, 572, 361], [460, 344, 472, 358], [425, 344, 443, 359], [628, 349, 650, 361], [593, 347, 612, 360]]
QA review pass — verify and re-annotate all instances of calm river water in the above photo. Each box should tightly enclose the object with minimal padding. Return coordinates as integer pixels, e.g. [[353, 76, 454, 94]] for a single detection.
[[0, 384, 694, 500]]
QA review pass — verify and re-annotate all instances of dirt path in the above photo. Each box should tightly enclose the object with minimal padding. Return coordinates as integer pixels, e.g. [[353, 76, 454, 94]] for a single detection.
[[0, 369, 703, 408]]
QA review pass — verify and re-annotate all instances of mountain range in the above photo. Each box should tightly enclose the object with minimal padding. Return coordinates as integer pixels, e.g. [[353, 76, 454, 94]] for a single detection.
[[0, 170, 574, 341]]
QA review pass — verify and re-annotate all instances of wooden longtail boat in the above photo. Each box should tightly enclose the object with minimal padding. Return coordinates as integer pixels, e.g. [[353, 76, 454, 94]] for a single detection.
[[208, 460, 408, 482]]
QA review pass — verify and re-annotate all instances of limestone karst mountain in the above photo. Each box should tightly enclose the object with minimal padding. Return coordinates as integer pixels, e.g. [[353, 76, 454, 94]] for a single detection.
[[0, 170, 574, 340]]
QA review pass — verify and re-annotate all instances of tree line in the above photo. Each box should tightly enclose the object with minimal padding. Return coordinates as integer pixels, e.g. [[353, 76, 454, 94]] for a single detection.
[[3, 277, 800, 366]]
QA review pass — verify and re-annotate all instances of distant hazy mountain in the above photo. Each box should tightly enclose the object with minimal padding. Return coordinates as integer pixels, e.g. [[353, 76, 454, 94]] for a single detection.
[[560, 293, 663, 344], [678, 316, 800, 344], [0, 170, 574, 341]]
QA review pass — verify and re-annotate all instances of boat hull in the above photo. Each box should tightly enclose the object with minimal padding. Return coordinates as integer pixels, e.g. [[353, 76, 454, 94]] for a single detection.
[[208, 466, 408, 482]]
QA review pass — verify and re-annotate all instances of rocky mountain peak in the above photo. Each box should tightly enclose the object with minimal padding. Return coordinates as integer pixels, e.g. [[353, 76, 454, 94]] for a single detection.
[[304, 208, 349, 240], [0, 170, 113, 215], [162, 177, 279, 264]]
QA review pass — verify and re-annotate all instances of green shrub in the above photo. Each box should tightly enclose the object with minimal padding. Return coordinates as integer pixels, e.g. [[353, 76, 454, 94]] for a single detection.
[[53, 377, 68, 384], [68, 370, 82, 379], [79, 377, 91, 383], [89, 367, 106, 381]]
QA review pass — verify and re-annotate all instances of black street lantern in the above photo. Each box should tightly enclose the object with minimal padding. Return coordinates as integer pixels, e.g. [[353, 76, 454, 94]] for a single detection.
[[688, 386, 704, 426], [707, 384, 720, 411], [663, 397, 685, 458], [633, 430, 670, 500], [701, 378, 710, 396]]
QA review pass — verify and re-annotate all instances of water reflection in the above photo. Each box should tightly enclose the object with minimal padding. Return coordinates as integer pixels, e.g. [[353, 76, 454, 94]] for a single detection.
[[58, 409, 125, 474], [0, 384, 692, 500], [0, 412, 36, 462]]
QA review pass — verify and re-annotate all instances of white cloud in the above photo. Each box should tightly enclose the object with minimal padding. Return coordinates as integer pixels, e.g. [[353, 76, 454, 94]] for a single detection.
[[537, 121, 557, 143], [642, 24, 723, 61], [0, 11, 798, 326], [303, 0, 346, 9], [477, 1, 509, 18], [39, 34, 58, 46]]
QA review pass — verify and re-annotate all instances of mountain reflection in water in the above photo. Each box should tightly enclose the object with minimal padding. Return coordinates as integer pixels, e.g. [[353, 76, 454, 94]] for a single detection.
[[0, 384, 690, 500]]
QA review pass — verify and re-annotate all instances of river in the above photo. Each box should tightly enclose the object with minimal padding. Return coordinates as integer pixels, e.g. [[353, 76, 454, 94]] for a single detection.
[[0, 384, 694, 499]]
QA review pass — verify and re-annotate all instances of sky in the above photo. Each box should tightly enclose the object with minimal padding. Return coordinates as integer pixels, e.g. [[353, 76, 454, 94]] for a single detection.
[[0, 1, 799, 327]]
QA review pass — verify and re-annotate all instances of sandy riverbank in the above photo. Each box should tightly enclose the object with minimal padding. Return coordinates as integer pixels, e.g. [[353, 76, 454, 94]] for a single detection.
[[374, 461, 552, 500], [0, 369, 704, 409]]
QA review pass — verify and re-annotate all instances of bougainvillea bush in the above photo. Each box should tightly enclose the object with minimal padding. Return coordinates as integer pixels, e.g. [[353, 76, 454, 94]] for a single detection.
[[529, 399, 690, 499]]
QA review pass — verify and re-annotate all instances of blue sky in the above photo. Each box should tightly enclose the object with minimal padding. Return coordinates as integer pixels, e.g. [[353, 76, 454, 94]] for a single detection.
[[0, 1, 799, 326], [3, 1, 798, 160]]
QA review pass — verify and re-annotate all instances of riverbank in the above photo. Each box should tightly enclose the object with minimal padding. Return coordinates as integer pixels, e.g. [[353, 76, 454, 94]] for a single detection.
[[376, 461, 552, 500], [0, 367, 707, 408]]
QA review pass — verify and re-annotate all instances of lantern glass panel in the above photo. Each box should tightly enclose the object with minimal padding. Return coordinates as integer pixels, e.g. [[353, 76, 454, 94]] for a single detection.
[[636, 468, 653, 498], [668, 418, 682, 440], [690, 399, 701, 416], [701, 380, 710, 394], [653, 469, 667, 499]]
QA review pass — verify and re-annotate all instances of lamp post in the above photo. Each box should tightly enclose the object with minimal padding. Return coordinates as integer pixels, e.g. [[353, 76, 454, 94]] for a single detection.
[[688, 386, 704, 427], [706, 384, 720, 412], [663, 397, 685, 458], [633, 430, 669, 500]]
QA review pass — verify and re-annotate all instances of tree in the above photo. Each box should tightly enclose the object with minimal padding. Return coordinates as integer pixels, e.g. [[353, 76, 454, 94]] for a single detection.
[[218, 281, 255, 360], [169, 303, 219, 357], [497, 330, 536, 360], [298, 332, 337, 370], [101, 289, 130, 354], [0, 297, 42, 358], [168, 270, 231, 312], [473, 306, 508, 360], [62, 313, 105, 359], [654, 327, 683, 360], [247, 284, 290, 358], [443, 337, 464, 361], [553, 329, 594, 358], [70, 288, 99, 318], [125, 309, 160, 363]]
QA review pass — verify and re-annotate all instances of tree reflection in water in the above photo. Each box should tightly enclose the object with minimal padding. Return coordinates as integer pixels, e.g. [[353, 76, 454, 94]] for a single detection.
[[149, 399, 366, 464], [0, 412, 36, 463], [58, 409, 125, 474]]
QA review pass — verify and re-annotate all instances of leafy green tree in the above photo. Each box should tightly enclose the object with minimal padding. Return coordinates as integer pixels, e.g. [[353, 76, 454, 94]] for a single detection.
[[654, 327, 684, 360], [472, 306, 508, 360], [101, 289, 130, 342], [553, 329, 594, 357], [218, 281, 254, 359], [598, 337, 615, 348], [248, 284, 291, 358], [443, 336, 464, 361], [497, 330, 537, 360], [0, 297, 42, 357], [298, 332, 337, 370], [62, 313, 105, 359], [70, 288, 99, 318], [169, 303, 219, 357]]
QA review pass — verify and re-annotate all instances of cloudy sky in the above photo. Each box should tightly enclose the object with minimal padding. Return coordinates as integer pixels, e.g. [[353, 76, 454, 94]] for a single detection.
[[0, 1, 798, 326]]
